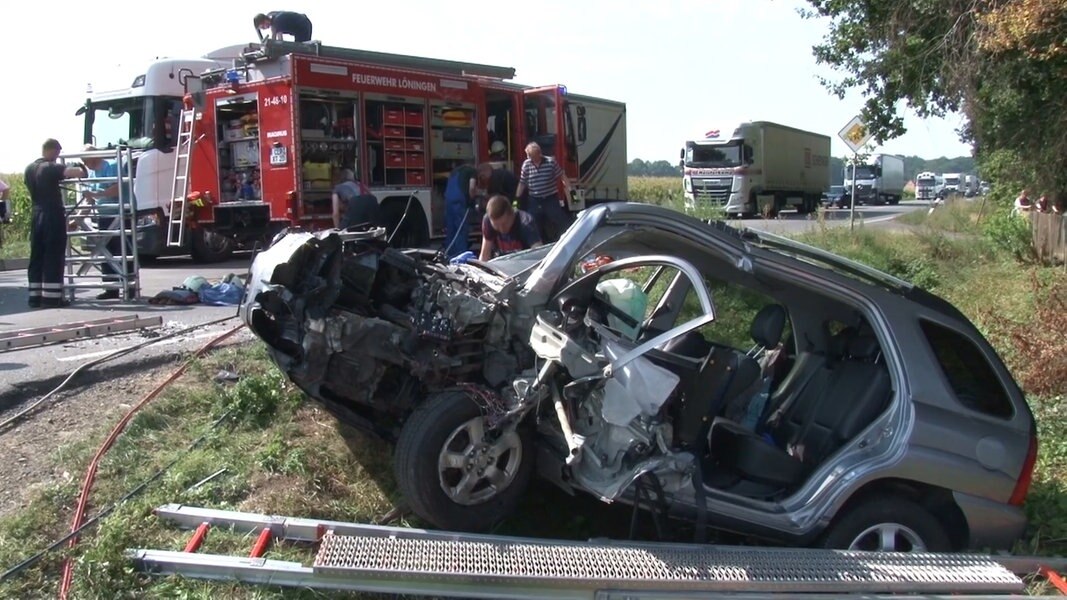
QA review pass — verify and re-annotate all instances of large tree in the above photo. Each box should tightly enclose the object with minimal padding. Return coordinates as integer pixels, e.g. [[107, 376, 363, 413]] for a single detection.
[[802, 0, 1067, 196]]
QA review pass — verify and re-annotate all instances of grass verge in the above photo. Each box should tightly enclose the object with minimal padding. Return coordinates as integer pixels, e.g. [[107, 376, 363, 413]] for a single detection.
[[0, 196, 1063, 597]]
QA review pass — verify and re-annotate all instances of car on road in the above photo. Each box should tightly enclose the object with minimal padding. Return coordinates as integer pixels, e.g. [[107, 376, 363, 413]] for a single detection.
[[823, 185, 849, 208], [241, 202, 1037, 553]]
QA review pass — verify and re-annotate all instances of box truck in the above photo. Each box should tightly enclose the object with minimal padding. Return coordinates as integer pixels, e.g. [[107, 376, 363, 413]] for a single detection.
[[681, 121, 830, 217], [941, 173, 962, 196], [842, 153, 905, 206]]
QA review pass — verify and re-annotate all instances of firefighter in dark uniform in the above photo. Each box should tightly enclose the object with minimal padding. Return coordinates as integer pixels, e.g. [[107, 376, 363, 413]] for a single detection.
[[24, 139, 86, 308]]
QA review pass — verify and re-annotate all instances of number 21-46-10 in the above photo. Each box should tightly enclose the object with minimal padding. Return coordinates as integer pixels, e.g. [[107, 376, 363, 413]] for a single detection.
[[263, 95, 289, 107]]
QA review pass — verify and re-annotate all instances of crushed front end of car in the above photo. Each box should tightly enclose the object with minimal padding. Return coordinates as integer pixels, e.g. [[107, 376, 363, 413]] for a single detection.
[[241, 228, 529, 439]]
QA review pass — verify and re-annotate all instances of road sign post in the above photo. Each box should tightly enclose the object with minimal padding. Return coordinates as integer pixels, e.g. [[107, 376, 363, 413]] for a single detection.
[[838, 115, 874, 232]]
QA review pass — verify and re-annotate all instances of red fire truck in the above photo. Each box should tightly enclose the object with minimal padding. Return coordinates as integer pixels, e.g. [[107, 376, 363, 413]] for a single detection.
[[148, 40, 627, 256]]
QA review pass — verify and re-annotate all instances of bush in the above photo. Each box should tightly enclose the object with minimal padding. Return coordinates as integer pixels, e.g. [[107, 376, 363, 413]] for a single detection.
[[980, 275, 1067, 397], [983, 210, 1036, 263]]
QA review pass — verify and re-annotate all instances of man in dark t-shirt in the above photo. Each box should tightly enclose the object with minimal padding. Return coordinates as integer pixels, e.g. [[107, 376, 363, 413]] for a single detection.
[[24, 138, 87, 308], [255, 11, 313, 43], [476, 163, 519, 201], [479, 195, 542, 261]]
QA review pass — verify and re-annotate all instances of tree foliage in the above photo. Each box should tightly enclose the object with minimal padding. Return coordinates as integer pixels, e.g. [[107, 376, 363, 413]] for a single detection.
[[803, 0, 1067, 196]]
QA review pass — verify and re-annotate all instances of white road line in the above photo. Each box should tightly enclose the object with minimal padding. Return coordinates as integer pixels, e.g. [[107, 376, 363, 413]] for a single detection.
[[55, 330, 224, 362], [863, 214, 903, 224]]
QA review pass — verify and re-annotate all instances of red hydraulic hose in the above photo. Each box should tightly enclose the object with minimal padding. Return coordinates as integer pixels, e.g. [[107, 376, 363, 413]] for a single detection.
[[58, 323, 246, 599]]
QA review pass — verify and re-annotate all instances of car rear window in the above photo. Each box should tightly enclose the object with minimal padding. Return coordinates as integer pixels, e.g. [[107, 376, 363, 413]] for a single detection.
[[919, 319, 1014, 419]]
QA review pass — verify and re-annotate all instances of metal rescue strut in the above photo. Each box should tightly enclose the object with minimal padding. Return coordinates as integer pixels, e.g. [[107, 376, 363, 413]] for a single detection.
[[127, 503, 1067, 598]]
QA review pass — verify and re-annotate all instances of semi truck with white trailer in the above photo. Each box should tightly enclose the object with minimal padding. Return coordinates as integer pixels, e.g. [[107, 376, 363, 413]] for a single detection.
[[942, 172, 962, 196], [681, 121, 830, 217], [842, 153, 905, 205], [915, 171, 939, 202]]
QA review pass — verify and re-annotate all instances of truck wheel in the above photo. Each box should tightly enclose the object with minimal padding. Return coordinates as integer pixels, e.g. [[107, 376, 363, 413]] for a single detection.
[[190, 229, 234, 263], [394, 390, 534, 533], [382, 199, 430, 249], [889, 196, 900, 206]]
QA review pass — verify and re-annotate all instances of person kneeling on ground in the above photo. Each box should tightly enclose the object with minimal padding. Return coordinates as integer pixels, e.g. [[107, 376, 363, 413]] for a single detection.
[[478, 194, 542, 262]]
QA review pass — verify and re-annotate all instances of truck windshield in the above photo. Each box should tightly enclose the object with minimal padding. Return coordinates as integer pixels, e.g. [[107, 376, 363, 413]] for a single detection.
[[685, 142, 742, 168], [83, 96, 183, 150], [848, 165, 876, 179], [944, 177, 959, 186]]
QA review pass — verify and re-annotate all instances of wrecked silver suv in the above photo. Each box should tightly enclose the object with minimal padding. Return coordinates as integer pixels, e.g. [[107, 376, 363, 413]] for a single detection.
[[242, 202, 1037, 553]]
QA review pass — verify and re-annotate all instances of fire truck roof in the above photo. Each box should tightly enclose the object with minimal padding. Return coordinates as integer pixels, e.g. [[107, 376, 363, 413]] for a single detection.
[[240, 39, 517, 81]]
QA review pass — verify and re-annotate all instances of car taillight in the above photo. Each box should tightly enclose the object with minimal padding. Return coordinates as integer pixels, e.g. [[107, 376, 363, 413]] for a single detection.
[[1009, 434, 1038, 506]]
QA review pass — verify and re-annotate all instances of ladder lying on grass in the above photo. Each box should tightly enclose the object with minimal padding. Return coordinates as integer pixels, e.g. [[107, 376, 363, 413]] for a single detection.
[[127, 503, 1067, 599]]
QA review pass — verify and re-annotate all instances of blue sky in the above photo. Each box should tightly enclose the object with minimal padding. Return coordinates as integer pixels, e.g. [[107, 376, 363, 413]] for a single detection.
[[0, 0, 973, 173]]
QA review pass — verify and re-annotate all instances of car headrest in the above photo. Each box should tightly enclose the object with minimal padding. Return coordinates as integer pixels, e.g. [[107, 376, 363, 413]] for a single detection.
[[750, 304, 786, 348], [827, 326, 857, 360], [847, 335, 881, 361]]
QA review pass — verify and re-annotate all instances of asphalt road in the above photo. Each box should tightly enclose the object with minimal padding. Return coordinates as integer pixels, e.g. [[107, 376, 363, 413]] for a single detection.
[[0, 257, 253, 408], [725, 199, 927, 235], [0, 200, 924, 406]]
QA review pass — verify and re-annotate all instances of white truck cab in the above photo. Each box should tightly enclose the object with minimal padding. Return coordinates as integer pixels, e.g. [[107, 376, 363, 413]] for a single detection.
[[77, 52, 233, 258]]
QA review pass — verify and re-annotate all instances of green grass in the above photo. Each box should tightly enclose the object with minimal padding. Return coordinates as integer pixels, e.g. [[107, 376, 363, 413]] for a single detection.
[[0, 173, 31, 251], [0, 183, 1064, 597]]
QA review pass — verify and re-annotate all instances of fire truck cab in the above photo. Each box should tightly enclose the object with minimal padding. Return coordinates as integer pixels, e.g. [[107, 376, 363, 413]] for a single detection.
[[176, 40, 626, 252]]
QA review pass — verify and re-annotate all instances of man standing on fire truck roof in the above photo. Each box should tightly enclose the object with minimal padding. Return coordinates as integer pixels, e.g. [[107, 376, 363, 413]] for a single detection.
[[254, 11, 313, 43]]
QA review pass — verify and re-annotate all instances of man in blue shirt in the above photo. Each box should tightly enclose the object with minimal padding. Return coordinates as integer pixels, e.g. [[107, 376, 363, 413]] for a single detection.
[[83, 147, 135, 300], [442, 163, 479, 259]]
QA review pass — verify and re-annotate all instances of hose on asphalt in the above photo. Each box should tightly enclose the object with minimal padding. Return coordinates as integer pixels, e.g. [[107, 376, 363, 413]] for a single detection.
[[0, 315, 239, 433], [57, 322, 246, 599]]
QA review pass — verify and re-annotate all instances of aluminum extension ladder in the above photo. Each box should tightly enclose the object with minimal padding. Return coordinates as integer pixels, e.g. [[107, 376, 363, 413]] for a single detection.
[[166, 108, 196, 248], [127, 503, 1067, 599], [0, 315, 162, 353]]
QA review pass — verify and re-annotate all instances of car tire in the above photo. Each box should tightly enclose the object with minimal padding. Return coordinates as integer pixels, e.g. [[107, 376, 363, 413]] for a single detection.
[[819, 496, 952, 553], [394, 390, 534, 533]]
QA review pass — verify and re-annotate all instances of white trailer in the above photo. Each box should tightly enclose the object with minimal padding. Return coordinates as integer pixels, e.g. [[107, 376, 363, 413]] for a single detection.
[[681, 121, 830, 217]]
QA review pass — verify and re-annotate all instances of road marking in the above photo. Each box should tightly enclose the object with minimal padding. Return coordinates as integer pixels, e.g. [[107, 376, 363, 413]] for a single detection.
[[55, 330, 224, 362], [862, 214, 902, 224]]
